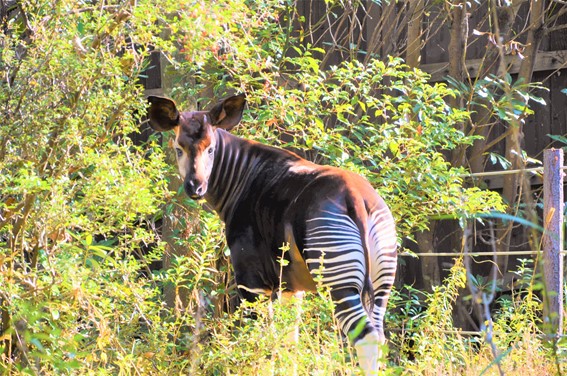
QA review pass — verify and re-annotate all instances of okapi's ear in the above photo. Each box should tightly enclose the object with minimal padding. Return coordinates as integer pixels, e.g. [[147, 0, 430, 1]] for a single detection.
[[208, 93, 246, 130], [147, 96, 180, 132]]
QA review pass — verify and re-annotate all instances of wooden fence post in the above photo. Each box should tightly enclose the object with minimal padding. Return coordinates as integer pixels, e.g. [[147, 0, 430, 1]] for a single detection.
[[542, 148, 564, 336]]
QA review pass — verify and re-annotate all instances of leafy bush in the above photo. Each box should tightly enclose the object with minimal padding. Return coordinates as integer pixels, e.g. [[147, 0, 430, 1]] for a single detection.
[[0, 0, 174, 373], [173, 7, 506, 236], [386, 258, 563, 375], [2, 0, 553, 375]]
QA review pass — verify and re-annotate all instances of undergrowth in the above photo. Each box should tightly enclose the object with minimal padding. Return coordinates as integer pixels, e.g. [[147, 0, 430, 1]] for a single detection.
[[152, 241, 566, 375], [386, 258, 565, 375], [1, 1, 564, 374]]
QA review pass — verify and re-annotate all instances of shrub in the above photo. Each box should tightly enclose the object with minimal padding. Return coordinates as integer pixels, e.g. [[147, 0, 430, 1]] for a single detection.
[[0, 0, 515, 374]]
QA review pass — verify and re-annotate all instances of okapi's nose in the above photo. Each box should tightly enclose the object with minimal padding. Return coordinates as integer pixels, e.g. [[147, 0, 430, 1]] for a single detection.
[[185, 179, 206, 199]]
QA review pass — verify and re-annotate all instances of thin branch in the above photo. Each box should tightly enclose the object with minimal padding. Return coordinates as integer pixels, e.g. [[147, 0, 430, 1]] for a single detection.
[[545, 3, 567, 25], [69, 5, 121, 14], [545, 23, 567, 33]]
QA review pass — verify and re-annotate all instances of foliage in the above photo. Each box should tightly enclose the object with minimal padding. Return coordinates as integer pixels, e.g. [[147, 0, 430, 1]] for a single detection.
[[0, 0, 178, 373], [0, 0, 558, 375], [170, 1, 505, 237], [197, 293, 357, 375], [396, 259, 469, 372], [388, 259, 564, 375]]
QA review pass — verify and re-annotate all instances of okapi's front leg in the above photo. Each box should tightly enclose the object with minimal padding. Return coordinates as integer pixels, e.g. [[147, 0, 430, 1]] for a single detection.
[[227, 231, 274, 303], [230, 244, 274, 326]]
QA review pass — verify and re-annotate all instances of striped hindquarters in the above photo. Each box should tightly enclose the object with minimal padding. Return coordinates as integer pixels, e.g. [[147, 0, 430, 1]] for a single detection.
[[303, 212, 372, 336]]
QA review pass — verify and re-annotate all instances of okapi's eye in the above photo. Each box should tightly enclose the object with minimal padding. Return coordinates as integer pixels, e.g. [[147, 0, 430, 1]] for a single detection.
[[175, 148, 183, 158], [208, 147, 214, 155]]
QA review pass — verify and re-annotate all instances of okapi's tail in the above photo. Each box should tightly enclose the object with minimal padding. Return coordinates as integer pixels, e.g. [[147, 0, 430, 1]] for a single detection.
[[351, 207, 376, 319], [361, 269, 375, 319]]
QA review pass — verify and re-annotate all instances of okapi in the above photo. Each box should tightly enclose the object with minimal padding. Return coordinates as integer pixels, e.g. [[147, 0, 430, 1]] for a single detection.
[[147, 94, 398, 374]]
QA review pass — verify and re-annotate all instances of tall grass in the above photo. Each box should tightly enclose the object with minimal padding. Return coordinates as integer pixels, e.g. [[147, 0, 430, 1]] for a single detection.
[[160, 236, 565, 375]]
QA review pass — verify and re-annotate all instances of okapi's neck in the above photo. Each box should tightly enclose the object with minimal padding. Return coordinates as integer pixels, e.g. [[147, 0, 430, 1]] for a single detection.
[[205, 129, 259, 222]]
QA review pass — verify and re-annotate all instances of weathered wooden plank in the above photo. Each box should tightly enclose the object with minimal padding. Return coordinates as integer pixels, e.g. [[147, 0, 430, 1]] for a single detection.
[[140, 52, 162, 90], [482, 171, 542, 191], [420, 5, 449, 65], [542, 148, 564, 336], [550, 69, 567, 148], [548, 5, 567, 51], [524, 70, 552, 159], [421, 49, 567, 82], [143, 88, 164, 96]]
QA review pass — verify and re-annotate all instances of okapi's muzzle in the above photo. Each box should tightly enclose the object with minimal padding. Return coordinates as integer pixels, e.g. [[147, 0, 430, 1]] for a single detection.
[[184, 178, 207, 200]]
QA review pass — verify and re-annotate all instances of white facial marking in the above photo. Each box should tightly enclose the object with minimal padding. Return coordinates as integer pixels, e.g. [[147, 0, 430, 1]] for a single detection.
[[173, 140, 189, 180], [173, 125, 217, 197], [193, 132, 216, 186]]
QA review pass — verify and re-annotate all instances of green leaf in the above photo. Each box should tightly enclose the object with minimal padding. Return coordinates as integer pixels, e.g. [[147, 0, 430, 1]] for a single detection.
[[77, 21, 84, 35], [547, 134, 567, 145], [529, 94, 546, 105], [388, 140, 399, 155]]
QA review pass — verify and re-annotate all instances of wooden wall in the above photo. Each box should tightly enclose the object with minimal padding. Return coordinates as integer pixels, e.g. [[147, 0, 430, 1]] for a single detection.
[[419, 1, 567, 175]]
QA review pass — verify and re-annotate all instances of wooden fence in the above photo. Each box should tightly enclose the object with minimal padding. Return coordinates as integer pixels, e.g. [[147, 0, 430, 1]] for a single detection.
[[400, 148, 565, 337]]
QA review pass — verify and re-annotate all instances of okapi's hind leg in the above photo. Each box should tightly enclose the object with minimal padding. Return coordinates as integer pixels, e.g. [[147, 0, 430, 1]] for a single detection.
[[332, 287, 381, 375], [303, 213, 381, 375], [367, 207, 398, 370]]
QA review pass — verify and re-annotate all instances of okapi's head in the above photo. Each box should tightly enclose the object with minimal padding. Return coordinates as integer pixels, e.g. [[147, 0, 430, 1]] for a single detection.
[[147, 94, 246, 199]]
